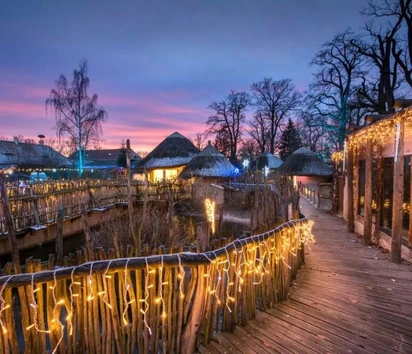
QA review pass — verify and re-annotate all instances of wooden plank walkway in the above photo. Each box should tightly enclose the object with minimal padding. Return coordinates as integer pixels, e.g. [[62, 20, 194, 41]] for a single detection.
[[201, 198, 412, 354]]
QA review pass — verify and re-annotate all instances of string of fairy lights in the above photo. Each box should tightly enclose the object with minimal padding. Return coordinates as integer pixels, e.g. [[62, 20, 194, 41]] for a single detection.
[[0, 218, 314, 352], [332, 106, 412, 163]]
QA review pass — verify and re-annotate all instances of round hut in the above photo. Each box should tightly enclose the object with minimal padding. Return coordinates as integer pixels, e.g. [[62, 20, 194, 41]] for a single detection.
[[255, 151, 283, 171], [179, 141, 235, 205], [136, 132, 199, 182], [179, 141, 235, 180], [278, 147, 333, 208]]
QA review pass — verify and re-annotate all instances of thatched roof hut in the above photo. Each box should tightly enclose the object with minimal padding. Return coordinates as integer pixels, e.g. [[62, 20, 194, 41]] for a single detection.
[[255, 152, 283, 170], [136, 132, 199, 170], [0, 139, 72, 169], [277, 147, 332, 176], [179, 141, 235, 179]]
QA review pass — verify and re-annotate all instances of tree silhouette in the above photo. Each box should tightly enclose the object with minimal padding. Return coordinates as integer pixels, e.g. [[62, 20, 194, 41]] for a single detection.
[[46, 60, 107, 175], [278, 119, 302, 161]]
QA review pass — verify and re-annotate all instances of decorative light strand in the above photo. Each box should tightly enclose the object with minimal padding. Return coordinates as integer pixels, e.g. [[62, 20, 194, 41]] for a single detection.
[[102, 260, 114, 310], [122, 259, 132, 326], [0, 276, 12, 334], [27, 273, 51, 334], [141, 258, 152, 336], [51, 270, 65, 354]]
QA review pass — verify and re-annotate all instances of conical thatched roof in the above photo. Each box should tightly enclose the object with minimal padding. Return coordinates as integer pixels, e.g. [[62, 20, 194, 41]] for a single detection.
[[136, 132, 199, 170], [277, 147, 332, 176], [256, 152, 283, 170], [179, 142, 235, 179]]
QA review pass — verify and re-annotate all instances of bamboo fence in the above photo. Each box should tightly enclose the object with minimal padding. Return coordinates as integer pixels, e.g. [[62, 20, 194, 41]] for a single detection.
[[0, 216, 313, 354], [0, 180, 188, 233]]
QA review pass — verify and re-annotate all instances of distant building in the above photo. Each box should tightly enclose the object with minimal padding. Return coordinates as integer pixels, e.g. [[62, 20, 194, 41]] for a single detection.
[[0, 137, 72, 180], [69, 149, 141, 171], [136, 132, 199, 183]]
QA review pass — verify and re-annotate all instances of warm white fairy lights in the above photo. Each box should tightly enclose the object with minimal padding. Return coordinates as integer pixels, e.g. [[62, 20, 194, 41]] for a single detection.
[[0, 276, 11, 334], [0, 216, 314, 351], [204, 198, 216, 234], [122, 259, 133, 326], [140, 258, 152, 336]]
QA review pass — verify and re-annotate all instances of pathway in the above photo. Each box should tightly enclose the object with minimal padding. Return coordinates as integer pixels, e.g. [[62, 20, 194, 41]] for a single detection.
[[201, 198, 412, 354]]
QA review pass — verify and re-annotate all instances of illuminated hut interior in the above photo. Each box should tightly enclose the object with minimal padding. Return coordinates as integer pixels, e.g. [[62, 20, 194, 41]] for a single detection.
[[136, 132, 199, 183]]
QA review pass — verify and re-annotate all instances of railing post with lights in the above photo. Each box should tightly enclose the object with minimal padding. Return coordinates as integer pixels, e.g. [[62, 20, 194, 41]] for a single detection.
[[391, 118, 405, 263]]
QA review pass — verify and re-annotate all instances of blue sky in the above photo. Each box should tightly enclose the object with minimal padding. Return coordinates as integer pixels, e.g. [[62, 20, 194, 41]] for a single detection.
[[0, 0, 368, 151]]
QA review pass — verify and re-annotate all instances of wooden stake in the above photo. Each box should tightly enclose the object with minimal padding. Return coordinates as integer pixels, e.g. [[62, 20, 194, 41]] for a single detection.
[[346, 146, 355, 233], [391, 120, 405, 263]]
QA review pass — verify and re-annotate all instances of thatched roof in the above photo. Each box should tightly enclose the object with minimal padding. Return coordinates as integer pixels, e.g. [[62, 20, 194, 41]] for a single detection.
[[277, 147, 332, 176], [179, 142, 235, 179], [256, 152, 283, 170], [136, 132, 199, 170], [0, 139, 72, 168]]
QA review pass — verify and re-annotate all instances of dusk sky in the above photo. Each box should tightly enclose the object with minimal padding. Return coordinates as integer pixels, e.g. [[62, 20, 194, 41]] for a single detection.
[[0, 0, 369, 152]]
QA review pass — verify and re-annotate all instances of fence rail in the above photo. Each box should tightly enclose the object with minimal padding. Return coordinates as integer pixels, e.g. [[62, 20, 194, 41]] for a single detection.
[[0, 216, 313, 354], [0, 180, 188, 233]]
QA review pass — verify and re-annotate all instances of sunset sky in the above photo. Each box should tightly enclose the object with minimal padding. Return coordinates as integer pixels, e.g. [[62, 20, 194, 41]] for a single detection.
[[0, 0, 368, 153]]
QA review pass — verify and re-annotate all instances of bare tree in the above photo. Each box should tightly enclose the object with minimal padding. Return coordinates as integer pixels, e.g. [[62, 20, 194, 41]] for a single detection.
[[191, 132, 208, 150], [46, 60, 107, 175], [297, 111, 326, 152], [206, 91, 250, 163], [248, 112, 269, 153], [237, 138, 261, 162], [350, 2, 405, 113], [363, 0, 412, 88], [308, 30, 366, 149], [250, 78, 301, 154]]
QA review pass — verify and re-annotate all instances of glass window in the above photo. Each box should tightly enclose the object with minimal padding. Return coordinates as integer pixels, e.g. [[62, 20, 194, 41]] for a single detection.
[[358, 160, 365, 216], [381, 157, 394, 230]]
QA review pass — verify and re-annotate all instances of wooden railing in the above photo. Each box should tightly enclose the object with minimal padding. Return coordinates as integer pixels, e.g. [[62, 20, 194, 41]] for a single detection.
[[0, 180, 189, 233], [0, 216, 313, 354], [299, 183, 320, 207]]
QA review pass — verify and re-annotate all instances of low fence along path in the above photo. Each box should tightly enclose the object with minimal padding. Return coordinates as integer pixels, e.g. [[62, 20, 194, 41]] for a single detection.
[[202, 198, 412, 354]]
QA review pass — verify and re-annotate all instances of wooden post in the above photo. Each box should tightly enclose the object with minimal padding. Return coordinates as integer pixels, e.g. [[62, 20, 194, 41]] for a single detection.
[[81, 204, 94, 261], [126, 139, 140, 255], [364, 137, 373, 245], [409, 159, 412, 247], [391, 120, 405, 263], [347, 145, 355, 233], [196, 222, 210, 252], [55, 206, 64, 266]]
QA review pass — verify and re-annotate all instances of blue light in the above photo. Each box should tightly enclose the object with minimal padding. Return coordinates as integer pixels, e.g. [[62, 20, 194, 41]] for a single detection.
[[234, 168, 239, 174]]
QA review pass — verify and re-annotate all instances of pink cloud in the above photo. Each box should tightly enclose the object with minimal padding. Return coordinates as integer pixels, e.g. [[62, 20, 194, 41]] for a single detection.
[[0, 100, 45, 116]]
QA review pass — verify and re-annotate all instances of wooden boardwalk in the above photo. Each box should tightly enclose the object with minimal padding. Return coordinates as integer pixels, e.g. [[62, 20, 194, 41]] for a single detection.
[[201, 198, 412, 354]]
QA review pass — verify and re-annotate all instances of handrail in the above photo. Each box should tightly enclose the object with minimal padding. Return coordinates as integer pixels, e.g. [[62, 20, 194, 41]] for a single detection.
[[0, 216, 313, 354]]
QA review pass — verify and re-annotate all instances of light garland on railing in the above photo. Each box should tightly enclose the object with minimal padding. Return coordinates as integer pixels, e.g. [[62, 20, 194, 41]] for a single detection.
[[0, 216, 314, 350], [204, 198, 216, 234], [0, 276, 11, 334]]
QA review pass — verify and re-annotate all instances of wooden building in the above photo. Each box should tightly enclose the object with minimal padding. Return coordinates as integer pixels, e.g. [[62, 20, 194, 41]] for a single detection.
[[136, 132, 199, 183], [342, 103, 412, 263]]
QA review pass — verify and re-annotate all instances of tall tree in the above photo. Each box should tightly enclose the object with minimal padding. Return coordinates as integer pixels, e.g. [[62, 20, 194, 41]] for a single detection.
[[46, 60, 107, 175], [116, 141, 127, 168], [250, 78, 301, 154], [308, 30, 365, 149], [207, 90, 250, 163], [278, 119, 302, 161]]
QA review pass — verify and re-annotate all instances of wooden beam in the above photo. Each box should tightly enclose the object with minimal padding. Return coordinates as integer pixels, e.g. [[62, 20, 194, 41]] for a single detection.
[[346, 145, 354, 233], [391, 120, 405, 263], [365, 114, 389, 123], [364, 137, 373, 245], [393, 99, 412, 108], [410, 157, 412, 247]]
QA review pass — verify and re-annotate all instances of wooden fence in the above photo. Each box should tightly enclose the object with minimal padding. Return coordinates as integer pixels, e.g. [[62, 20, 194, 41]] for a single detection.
[[0, 180, 188, 233], [0, 216, 313, 354]]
